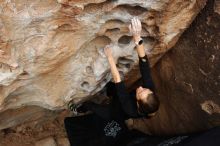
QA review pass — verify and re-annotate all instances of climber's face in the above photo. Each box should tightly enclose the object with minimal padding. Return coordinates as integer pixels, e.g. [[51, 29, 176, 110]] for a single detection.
[[136, 86, 152, 102]]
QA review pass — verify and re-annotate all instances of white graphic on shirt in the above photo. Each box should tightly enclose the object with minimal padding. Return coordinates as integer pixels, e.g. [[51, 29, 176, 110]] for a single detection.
[[104, 120, 121, 138]]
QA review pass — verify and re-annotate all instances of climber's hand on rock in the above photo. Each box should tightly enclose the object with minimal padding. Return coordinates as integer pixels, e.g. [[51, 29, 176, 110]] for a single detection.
[[129, 17, 142, 43], [104, 45, 113, 58], [104, 45, 121, 83]]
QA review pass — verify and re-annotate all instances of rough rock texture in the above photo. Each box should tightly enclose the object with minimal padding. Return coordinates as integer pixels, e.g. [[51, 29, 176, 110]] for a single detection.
[[0, 110, 70, 146], [0, 0, 206, 113], [0, 106, 60, 130], [56, 137, 70, 146], [35, 137, 57, 146]]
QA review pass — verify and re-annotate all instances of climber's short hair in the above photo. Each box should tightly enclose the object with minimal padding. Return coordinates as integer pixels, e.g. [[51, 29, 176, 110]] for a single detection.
[[137, 93, 159, 116]]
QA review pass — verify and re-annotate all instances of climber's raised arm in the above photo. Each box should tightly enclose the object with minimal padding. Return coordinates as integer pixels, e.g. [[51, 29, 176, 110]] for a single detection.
[[104, 45, 139, 118], [104, 45, 121, 83], [129, 17, 155, 91]]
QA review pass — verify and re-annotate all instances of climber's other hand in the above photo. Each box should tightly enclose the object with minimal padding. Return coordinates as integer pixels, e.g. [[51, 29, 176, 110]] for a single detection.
[[129, 17, 142, 43]]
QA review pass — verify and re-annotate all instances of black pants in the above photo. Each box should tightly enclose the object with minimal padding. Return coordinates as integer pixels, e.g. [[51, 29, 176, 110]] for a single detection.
[[178, 126, 220, 146], [131, 127, 220, 146]]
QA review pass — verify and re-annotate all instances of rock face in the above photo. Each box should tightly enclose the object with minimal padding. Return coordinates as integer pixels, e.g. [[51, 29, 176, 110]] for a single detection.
[[2, 0, 219, 136], [0, 0, 207, 113]]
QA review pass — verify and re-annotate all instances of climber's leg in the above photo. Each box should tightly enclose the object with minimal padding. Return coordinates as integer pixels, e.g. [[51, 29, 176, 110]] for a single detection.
[[179, 126, 220, 146]]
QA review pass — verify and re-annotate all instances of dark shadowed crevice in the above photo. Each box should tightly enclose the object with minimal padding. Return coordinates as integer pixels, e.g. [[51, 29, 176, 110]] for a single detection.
[[114, 4, 148, 16], [118, 35, 132, 44]]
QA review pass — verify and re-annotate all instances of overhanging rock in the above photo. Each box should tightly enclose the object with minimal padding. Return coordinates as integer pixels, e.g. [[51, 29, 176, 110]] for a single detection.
[[0, 0, 206, 112]]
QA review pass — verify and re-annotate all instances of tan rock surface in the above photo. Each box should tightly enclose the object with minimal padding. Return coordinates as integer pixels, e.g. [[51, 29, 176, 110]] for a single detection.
[[0, 0, 206, 113], [35, 137, 57, 146], [56, 137, 70, 146]]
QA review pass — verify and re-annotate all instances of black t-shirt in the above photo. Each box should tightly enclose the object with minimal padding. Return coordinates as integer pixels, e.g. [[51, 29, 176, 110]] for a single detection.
[[83, 55, 156, 143]]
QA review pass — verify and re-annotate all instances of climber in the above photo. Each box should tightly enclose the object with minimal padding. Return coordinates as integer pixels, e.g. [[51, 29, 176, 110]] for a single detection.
[[64, 17, 160, 146]]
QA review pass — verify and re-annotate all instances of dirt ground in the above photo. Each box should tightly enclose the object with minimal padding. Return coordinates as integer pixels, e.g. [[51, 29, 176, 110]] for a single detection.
[[0, 110, 71, 146]]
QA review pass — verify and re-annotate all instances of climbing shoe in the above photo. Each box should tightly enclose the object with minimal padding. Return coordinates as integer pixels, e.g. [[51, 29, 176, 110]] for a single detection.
[[68, 101, 88, 114]]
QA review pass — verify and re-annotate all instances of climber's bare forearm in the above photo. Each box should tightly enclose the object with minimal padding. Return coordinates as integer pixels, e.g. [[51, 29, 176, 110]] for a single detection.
[[107, 56, 121, 83], [136, 43, 145, 58]]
